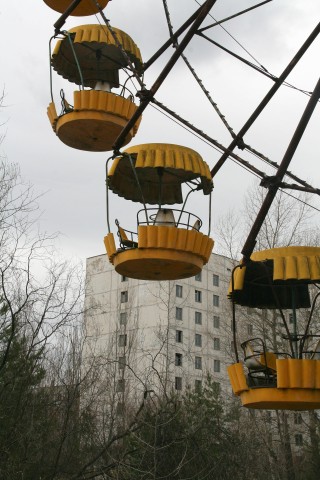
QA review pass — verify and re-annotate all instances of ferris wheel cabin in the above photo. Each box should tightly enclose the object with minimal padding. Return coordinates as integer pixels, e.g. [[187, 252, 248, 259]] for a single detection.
[[104, 143, 214, 281], [47, 24, 143, 151], [228, 246, 320, 410]]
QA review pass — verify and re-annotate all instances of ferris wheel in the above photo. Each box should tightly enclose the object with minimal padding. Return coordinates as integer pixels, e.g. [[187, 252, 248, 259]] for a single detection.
[[42, 0, 320, 411]]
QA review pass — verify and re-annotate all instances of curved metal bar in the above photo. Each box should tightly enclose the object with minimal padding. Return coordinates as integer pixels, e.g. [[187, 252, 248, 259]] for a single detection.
[[176, 187, 198, 227], [299, 291, 320, 358], [231, 264, 242, 363], [208, 191, 212, 237], [261, 262, 295, 357], [66, 31, 84, 90], [137, 207, 201, 230], [127, 153, 149, 225], [105, 154, 116, 233], [49, 36, 55, 103]]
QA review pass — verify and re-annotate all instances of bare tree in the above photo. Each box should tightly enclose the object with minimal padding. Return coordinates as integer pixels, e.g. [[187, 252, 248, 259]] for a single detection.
[[216, 181, 320, 480]]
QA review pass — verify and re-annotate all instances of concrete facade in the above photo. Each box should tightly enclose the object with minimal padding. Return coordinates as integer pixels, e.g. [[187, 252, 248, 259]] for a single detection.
[[84, 252, 240, 398]]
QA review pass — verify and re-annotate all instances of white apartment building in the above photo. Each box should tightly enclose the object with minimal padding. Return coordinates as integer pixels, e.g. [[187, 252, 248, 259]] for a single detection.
[[84, 251, 241, 400], [83, 251, 316, 451]]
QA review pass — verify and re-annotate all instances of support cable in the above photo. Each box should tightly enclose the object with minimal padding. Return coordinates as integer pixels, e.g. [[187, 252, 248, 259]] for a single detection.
[[199, 0, 272, 35], [194, 0, 271, 72], [197, 33, 314, 98], [143, 2, 206, 71], [162, 1, 318, 187], [210, 21, 320, 178], [151, 98, 271, 180], [150, 100, 320, 213], [162, 0, 237, 139], [112, 0, 218, 152]]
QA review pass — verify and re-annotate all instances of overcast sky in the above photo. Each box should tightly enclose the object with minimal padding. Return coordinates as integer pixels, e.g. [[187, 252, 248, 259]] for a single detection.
[[0, 0, 319, 263]]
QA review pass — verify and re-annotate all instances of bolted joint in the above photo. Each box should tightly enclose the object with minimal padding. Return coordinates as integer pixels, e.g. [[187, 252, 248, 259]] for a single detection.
[[237, 137, 246, 150], [260, 175, 281, 188], [136, 89, 153, 102]]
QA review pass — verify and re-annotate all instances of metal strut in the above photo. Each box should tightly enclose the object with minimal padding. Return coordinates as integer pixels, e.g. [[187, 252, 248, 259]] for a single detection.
[[112, 0, 217, 153], [53, 0, 83, 33], [151, 98, 319, 196], [241, 74, 320, 262], [162, 0, 237, 140], [210, 21, 320, 178]]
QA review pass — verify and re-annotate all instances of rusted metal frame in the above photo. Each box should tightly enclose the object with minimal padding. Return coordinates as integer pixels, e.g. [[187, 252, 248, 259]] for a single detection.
[[151, 98, 267, 179], [241, 75, 320, 262], [143, 2, 208, 71], [113, 0, 217, 152], [162, 0, 237, 139], [197, 33, 275, 80], [231, 265, 242, 363], [210, 21, 320, 178], [199, 33, 312, 97], [54, 0, 83, 34], [198, 0, 272, 33], [244, 144, 317, 190], [153, 96, 320, 196], [262, 180, 320, 196]]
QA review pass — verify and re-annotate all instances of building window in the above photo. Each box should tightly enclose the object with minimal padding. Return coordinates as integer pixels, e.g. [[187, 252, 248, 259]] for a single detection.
[[120, 312, 127, 325], [176, 330, 183, 343], [195, 290, 202, 303], [119, 334, 127, 347], [121, 275, 127, 282], [214, 359, 221, 372], [175, 353, 183, 367], [213, 295, 219, 307], [195, 356, 202, 370], [195, 333, 202, 347], [213, 337, 220, 350], [289, 313, 294, 324], [295, 434, 303, 446], [195, 379, 202, 392], [195, 311, 202, 325], [195, 272, 202, 281], [175, 376, 182, 390], [213, 274, 219, 286], [247, 324, 253, 336], [176, 285, 183, 298], [120, 291, 128, 303], [117, 379, 125, 392], [118, 356, 126, 369], [294, 413, 302, 425], [176, 307, 183, 320], [213, 316, 220, 328]]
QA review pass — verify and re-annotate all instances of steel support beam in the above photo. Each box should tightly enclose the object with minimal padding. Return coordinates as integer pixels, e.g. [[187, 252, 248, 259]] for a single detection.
[[113, 0, 217, 152], [210, 21, 320, 178], [241, 75, 320, 261]]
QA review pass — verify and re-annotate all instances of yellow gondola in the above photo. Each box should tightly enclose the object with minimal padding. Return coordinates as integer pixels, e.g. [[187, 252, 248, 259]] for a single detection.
[[104, 143, 214, 280], [227, 246, 320, 410], [47, 24, 143, 151], [43, 0, 109, 16]]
